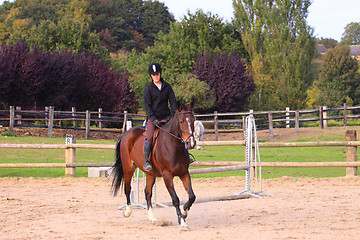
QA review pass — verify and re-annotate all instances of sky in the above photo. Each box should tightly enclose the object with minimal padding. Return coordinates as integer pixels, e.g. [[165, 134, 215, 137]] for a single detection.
[[1, 0, 360, 42], [161, 0, 360, 42]]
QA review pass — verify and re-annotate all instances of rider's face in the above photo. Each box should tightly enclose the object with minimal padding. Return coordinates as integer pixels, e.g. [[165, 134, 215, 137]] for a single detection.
[[151, 73, 161, 83]]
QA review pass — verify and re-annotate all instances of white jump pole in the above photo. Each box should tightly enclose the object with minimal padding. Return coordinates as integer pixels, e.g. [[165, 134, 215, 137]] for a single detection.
[[237, 115, 272, 198], [237, 115, 263, 198]]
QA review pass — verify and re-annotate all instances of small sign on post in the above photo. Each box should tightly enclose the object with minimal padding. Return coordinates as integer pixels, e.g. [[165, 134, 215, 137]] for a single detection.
[[65, 135, 76, 176], [126, 120, 132, 131]]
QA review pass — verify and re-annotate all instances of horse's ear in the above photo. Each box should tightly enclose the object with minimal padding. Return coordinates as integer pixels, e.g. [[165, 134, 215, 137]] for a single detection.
[[177, 100, 183, 111], [188, 98, 195, 111]]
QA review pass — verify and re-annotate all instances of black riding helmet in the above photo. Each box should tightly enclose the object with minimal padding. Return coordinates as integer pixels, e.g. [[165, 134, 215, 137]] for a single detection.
[[148, 63, 162, 75]]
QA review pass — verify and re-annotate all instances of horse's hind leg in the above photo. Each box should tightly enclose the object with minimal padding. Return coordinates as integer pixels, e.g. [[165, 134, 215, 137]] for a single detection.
[[180, 172, 196, 219], [144, 174, 157, 223]]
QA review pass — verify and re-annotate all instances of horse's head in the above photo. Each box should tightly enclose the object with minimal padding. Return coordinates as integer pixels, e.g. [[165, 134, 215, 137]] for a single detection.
[[176, 99, 196, 149]]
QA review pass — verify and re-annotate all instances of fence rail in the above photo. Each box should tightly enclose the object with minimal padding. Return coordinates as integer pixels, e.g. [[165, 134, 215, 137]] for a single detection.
[[0, 130, 358, 177], [2, 103, 360, 140]]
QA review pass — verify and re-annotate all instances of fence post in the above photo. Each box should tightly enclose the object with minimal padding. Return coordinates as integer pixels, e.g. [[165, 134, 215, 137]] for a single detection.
[[286, 107, 290, 128], [319, 106, 323, 129], [323, 106, 327, 128], [268, 112, 273, 138], [16, 106, 22, 126], [65, 135, 76, 176], [343, 103, 347, 126], [345, 130, 357, 177], [122, 111, 128, 133], [295, 110, 299, 133], [214, 111, 218, 141], [98, 108, 103, 129], [242, 116, 246, 140], [85, 110, 90, 140], [72, 107, 77, 129], [48, 106, 54, 138], [9, 106, 15, 133], [45, 106, 49, 127]]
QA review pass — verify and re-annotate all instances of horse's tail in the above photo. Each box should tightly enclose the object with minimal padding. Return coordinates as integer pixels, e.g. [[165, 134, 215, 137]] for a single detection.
[[111, 134, 124, 197]]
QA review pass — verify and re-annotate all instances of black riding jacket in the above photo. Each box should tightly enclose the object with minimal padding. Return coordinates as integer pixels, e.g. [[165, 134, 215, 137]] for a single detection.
[[143, 78, 177, 122]]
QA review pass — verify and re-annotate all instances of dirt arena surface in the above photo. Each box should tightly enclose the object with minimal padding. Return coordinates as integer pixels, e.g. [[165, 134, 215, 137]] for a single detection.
[[1, 176, 360, 240], [2, 126, 360, 239]]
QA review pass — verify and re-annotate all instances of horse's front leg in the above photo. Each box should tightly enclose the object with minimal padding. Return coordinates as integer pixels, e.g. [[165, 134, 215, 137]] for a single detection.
[[180, 172, 196, 219], [144, 174, 157, 223], [123, 172, 134, 217], [162, 173, 188, 228]]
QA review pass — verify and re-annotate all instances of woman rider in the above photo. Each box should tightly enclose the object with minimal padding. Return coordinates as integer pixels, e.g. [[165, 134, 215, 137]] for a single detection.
[[142, 63, 177, 171]]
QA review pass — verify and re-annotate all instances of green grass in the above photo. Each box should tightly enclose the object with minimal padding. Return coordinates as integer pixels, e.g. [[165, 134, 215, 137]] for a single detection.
[[0, 136, 116, 178], [0, 133, 355, 178]]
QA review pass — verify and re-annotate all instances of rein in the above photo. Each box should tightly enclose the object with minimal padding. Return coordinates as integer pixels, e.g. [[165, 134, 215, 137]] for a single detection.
[[156, 111, 194, 143]]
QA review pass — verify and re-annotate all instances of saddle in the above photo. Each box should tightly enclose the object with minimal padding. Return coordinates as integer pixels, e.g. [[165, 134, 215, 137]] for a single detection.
[[143, 128, 160, 145]]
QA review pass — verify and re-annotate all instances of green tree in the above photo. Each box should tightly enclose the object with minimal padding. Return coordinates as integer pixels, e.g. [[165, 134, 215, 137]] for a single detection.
[[341, 22, 360, 45], [0, 0, 107, 59], [233, 0, 316, 110], [318, 37, 337, 49], [309, 45, 359, 107], [123, 10, 246, 105], [16, 0, 66, 24], [88, 0, 174, 52]]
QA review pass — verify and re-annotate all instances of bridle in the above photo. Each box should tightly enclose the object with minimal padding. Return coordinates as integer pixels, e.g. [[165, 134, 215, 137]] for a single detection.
[[157, 111, 195, 144]]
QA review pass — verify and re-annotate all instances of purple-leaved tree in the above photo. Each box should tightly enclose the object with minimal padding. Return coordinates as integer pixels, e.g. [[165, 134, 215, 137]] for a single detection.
[[192, 51, 255, 113], [0, 41, 138, 112]]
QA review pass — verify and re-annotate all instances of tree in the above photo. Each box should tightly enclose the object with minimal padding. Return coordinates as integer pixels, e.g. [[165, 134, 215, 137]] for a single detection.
[[124, 10, 247, 109], [233, 0, 316, 110], [0, 41, 138, 112], [28, 18, 107, 59], [192, 51, 255, 113], [317, 37, 337, 49], [0, 0, 108, 60], [309, 45, 359, 107], [88, 0, 174, 51], [172, 73, 214, 110], [341, 22, 360, 45]]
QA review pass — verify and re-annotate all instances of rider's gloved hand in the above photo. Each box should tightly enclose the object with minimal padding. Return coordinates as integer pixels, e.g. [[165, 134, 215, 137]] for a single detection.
[[153, 119, 167, 126], [153, 119, 160, 126]]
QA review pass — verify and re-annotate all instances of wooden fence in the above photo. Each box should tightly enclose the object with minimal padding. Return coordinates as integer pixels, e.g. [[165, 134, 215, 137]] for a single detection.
[[0, 131, 359, 177], [1, 103, 360, 140]]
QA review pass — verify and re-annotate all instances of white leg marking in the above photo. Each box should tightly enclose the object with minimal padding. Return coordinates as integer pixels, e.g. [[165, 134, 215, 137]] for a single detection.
[[123, 204, 132, 218], [180, 217, 190, 231], [148, 207, 157, 223]]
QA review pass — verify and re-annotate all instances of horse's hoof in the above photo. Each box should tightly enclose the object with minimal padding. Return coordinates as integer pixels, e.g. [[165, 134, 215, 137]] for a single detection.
[[123, 205, 132, 218], [149, 218, 158, 224], [180, 218, 191, 231], [148, 207, 157, 223]]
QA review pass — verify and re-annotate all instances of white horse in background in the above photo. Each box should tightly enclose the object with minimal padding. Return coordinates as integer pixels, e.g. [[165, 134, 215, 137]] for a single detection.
[[194, 120, 205, 150]]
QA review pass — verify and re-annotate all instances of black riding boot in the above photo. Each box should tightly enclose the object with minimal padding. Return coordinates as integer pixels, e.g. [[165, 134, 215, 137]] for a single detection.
[[143, 141, 153, 171]]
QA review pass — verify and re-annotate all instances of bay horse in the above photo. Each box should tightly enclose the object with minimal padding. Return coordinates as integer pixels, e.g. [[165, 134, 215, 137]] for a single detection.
[[111, 100, 196, 229]]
